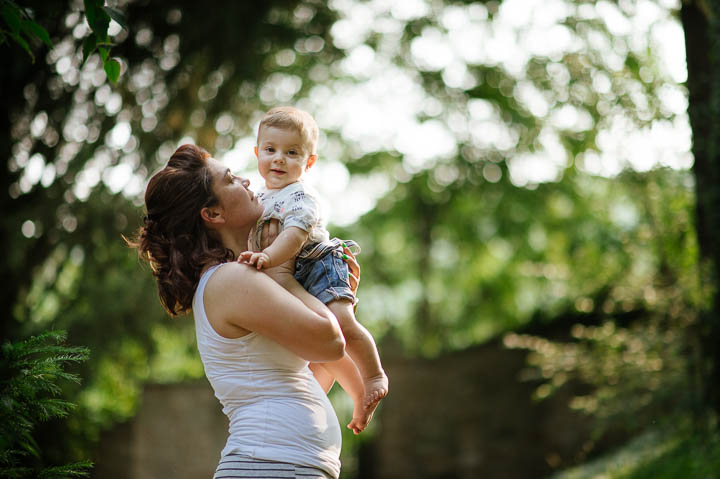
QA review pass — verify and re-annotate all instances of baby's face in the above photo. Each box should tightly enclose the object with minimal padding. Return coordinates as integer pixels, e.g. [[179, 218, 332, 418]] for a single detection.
[[255, 126, 314, 190]]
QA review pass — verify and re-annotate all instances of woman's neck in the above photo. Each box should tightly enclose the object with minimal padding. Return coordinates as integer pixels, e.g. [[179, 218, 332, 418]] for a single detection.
[[217, 226, 253, 259]]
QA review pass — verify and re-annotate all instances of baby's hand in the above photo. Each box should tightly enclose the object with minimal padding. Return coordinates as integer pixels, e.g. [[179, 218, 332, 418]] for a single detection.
[[238, 251, 271, 270]]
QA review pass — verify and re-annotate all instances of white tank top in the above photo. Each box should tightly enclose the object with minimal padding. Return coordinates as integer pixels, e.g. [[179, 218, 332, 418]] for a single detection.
[[193, 264, 342, 478]]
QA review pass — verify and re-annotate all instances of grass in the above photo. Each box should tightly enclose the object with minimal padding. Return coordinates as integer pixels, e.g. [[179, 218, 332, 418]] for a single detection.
[[550, 424, 720, 479]]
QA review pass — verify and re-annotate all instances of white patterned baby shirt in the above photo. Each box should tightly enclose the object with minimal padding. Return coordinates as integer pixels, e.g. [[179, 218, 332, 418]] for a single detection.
[[253, 181, 330, 250]]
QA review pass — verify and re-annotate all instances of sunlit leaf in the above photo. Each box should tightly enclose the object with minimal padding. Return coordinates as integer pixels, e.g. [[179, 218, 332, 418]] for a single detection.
[[103, 6, 127, 29], [98, 45, 109, 62], [103, 57, 121, 83], [83, 0, 110, 36]]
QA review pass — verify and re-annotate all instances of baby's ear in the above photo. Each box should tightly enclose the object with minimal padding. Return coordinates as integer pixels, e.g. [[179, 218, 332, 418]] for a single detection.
[[305, 154, 317, 171], [254, 146, 259, 157]]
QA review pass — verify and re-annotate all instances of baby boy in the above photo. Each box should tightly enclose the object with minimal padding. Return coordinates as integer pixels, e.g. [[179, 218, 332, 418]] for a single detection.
[[239, 106, 388, 432]]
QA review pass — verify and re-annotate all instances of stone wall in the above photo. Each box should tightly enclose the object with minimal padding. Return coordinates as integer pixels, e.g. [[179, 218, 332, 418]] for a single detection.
[[92, 381, 227, 479], [362, 341, 597, 479]]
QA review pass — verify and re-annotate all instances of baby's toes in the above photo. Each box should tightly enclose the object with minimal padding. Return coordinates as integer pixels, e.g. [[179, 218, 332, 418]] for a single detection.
[[364, 389, 385, 409]]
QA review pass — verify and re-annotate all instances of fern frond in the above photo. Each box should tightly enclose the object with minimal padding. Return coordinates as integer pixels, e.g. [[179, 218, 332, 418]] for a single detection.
[[37, 460, 93, 479], [0, 331, 92, 477]]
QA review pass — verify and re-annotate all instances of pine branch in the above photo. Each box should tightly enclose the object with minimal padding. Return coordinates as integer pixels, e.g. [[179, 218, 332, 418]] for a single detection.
[[0, 331, 92, 478]]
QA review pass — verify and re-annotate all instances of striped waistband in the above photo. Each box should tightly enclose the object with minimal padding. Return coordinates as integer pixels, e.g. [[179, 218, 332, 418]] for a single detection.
[[214, 454, 333, 479], [298, 238, 360, 261]]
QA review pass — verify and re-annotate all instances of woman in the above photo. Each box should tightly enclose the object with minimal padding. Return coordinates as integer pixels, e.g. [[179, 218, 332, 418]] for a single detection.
[[130, 144, 363, 479]]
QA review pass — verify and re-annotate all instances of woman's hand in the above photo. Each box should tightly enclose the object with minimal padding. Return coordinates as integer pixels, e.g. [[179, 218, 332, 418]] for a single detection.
[[259, 219, 281, 249], [341, 242, 360, 295], [256, 219, 295, 275]]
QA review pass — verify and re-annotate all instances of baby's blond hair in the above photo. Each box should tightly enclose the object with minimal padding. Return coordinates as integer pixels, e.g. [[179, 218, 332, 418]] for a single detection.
[[258, 106, 319, 155]]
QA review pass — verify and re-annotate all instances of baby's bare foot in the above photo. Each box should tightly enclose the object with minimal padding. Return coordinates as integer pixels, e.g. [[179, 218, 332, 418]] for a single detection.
[[347, 401, 375, 435], [363, 373, 389, 409]]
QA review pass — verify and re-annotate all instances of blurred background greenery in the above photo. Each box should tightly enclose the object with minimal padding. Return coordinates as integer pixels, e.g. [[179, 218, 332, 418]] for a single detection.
[[3, 0, 720, 477]]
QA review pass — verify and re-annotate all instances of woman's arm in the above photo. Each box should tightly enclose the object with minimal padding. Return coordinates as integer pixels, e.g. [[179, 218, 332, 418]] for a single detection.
[[203, 262, 345, 362]]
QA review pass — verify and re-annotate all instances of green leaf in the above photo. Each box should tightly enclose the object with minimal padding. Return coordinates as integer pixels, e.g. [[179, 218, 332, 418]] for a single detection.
[[81, 35, 96, 65], [98, 46, 109, 62], [1, 3, 21, 34], [103, 58, 121, 83], [103, 6, 127, 29], [83, 0, 110, 36], [10, 32, 33, 62], [21, 19, 53, 49], [83, 0, 97, 28]]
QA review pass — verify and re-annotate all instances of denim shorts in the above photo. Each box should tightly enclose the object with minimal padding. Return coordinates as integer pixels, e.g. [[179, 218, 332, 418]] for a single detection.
[[294, 246, 355, 306]]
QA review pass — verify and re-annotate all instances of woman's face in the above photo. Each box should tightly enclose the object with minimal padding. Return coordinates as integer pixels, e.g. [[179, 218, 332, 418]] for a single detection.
[[206, 157, 263, 230]]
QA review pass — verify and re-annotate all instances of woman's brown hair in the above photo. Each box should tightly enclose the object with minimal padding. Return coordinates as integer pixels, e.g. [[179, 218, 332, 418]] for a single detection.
[[128, 144, 234, 315]]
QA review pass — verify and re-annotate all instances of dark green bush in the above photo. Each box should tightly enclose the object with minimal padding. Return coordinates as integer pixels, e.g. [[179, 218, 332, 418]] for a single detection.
[[0, 330, 92, 479]]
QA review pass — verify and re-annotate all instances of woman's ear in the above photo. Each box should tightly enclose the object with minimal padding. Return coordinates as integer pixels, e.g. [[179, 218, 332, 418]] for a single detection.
[[201, 206, 225, 227]]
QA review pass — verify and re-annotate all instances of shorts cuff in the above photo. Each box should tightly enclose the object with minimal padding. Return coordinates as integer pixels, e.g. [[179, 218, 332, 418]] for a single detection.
[[316, 288, 356, 306]]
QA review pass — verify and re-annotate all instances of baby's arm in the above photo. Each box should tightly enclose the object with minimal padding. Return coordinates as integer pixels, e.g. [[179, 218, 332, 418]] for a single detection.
[[240, 226, 308, 270]]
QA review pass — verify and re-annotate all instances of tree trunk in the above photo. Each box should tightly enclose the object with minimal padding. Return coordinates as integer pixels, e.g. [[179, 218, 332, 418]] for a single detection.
[[681, 0, 720, 420]]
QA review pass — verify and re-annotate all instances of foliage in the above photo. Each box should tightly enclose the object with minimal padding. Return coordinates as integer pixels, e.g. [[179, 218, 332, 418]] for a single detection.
[[0, 330, 91, 479], [619, 431, 720, 479], [1, 0, 123, 83], [2, 0, 345, 461], [506, 315, 694, 437], [80, 0, 126, 83], [0, 0, 52, 62], [0, 0, 705, 472], [332, 0, 691, 356], [504, 167, 701, 441]]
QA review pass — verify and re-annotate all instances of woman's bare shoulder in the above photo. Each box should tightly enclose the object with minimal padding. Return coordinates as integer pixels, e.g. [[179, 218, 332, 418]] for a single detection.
[[206, 262, 258, 292], [203, 262, 270, 318]]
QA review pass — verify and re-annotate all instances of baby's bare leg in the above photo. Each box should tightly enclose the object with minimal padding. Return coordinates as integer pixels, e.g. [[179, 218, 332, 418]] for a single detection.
[[263, 269, 384, 430], [319, 356, 375, 434], [264, 269, 371, 431], [328, 299, 388, 410], [308, 363, 335, 394]]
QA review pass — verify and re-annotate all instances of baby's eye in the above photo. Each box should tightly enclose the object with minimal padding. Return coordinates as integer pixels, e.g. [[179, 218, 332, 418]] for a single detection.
[[288, 149, 297, 155]]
